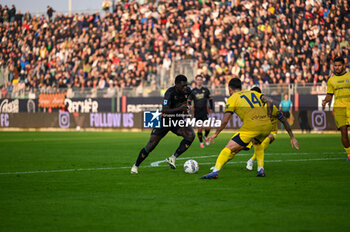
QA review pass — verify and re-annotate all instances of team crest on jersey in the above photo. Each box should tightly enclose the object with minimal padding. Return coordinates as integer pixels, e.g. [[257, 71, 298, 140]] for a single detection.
[[196, 93, 204, 99], [346, 80, 349, 83], [163, 100, 167, 105]]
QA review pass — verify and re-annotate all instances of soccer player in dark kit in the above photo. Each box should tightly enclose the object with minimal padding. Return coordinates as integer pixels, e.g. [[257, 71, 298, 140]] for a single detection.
[[188, 74, 214, 148], [131, 75, 195, 174]]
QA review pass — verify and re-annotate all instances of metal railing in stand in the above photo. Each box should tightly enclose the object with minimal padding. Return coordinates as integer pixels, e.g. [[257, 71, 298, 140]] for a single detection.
[[0, 83, 327, 100]]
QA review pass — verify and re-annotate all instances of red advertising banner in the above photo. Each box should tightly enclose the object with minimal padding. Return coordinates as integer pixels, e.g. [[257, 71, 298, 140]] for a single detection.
[[38, 93, 66, 108]]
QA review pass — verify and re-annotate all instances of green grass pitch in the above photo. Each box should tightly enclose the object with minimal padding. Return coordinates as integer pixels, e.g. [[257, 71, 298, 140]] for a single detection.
[[0, 131, 349, 232]]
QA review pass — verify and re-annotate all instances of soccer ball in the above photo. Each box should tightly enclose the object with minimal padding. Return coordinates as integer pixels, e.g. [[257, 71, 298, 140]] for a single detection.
[[184, 160, 199, 174]]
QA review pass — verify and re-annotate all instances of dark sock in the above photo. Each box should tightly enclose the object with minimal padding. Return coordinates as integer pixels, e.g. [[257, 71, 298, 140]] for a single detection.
[[135, 147, 149, 166], [197, 132, 203, 143], [174, 138, 193, 158], [204, 130, 210, 137]]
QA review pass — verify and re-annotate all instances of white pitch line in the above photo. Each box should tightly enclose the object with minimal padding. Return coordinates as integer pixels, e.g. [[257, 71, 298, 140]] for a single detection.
[[150, 152, 345, 167], [0, 167, 130, 175], [197, 157, 345, 165], [0, 156, 346, 176], [150, 155, 217, 167]]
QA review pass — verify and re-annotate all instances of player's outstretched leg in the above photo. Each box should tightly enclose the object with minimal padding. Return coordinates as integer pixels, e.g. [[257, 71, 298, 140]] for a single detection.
[[131, 135, 161, 174], [201, 136, 246, 179], [201, 139, 243, 179], [201, 147, 235, 179], [166, 127, 195, 169]]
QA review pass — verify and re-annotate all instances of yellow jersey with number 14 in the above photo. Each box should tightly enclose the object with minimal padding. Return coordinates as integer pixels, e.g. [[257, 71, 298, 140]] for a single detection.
[[225, 90, 271, 129]]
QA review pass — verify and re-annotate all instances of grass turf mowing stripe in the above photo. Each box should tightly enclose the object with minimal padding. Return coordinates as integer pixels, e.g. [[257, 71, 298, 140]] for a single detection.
[[0, 157, 345, 175]]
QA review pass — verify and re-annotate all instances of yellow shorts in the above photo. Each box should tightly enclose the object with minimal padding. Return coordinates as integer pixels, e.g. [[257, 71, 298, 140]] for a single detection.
[[231, 122, 272, 147], [245, 130, 277, 149], [334, 107, 350, 128]]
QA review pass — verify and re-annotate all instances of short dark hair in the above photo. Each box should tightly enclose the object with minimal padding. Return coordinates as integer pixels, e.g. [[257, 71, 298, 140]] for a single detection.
[[228, 78, 242, 90], [251, 86, 261, 93], [175, 74, 187, 84], [195, 74, 203, 79], [334, 56, 345, 64]]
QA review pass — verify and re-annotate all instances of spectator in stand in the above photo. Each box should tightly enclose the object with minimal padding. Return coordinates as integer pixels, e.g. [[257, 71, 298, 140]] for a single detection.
[[46, 6, 55, 22], [9, 5, 16, 22], [0, 0, 349, 96], [102, 0, 112, 15]]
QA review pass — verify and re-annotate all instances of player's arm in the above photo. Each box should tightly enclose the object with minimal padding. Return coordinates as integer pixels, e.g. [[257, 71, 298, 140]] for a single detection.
[[323, 78, 334, 110], [261, 95, 274, 117], [209, 112, 232, 142], [278, 112, 299, 150], [208, 96, 235, 142], [187, 93, 194, 114], [322, 94, 333, 110]]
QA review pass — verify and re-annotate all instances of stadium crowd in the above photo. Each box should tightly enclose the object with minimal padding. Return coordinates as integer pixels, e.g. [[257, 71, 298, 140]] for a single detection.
[[0, 0, 350, 98]]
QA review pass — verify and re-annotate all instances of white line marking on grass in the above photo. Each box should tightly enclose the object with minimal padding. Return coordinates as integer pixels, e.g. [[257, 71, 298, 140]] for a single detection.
[[150, 155, 218, 167], [197, 157, 345, 166], [0, 156, 345, 175], [0, 167, 130, 175], [150, 152, 345, 167]]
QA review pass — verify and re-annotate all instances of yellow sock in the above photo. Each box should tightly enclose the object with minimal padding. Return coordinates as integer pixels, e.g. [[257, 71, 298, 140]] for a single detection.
[[254, 144, 264, 168], [261, 137, 271, 150], [214, 147, 236, 171], [250, 137, 271, 161], [345, 147, 350, 159]]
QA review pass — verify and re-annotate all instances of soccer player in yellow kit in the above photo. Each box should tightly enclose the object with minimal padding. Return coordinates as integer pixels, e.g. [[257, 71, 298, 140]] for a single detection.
[[200, 78, 274, 179], [322, 56, 350, 161], [246, 87, 299, 175]]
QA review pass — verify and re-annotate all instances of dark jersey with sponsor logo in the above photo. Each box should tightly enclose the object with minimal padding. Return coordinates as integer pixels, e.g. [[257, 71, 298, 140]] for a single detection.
[[188, 87, 213, 114], [151, 86, 192, 136], [162, 86, 191, 110]]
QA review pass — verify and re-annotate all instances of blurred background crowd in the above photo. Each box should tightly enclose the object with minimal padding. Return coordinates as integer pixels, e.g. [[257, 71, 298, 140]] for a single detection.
[[0, 0, 349, 98]]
